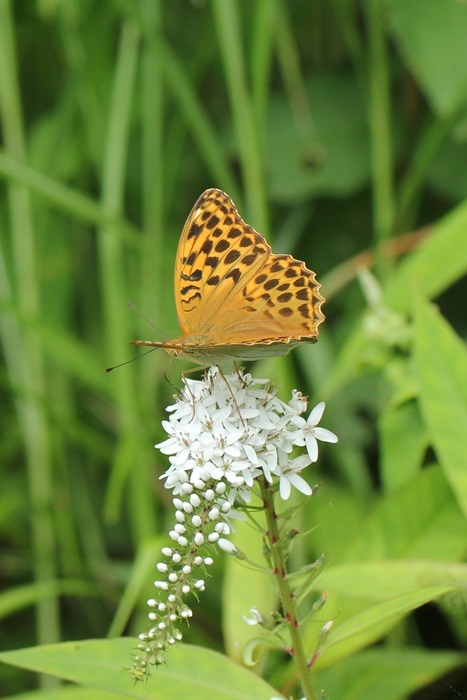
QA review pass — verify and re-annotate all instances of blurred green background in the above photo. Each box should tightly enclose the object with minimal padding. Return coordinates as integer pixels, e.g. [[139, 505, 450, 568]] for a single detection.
[[1, 1, 466, 698]]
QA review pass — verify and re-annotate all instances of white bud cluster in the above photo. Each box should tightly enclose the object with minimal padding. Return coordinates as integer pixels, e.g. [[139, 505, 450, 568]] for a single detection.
[[131, 476, 232, 679]]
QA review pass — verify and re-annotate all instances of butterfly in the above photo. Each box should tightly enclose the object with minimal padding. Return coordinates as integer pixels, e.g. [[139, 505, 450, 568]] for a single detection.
[[131, 188, 325, 366]]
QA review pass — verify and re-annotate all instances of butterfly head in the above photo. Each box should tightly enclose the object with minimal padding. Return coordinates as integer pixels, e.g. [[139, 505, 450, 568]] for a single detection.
[[162, 334, 216, 366], [164, 346, 182, 359]]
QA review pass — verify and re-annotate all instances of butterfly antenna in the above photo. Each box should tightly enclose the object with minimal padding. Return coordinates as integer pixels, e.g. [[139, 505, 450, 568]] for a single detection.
[[104, 346, 159, 373], [128, 301, 165, 338]]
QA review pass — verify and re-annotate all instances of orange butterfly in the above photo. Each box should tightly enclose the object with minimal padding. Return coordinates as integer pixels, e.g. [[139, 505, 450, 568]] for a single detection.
[[131, 189, 325, 365]]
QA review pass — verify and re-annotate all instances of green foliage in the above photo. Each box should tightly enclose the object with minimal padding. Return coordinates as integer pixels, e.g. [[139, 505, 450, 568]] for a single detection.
[[0, 1, 466, 699], [0, 639, 279, 699]]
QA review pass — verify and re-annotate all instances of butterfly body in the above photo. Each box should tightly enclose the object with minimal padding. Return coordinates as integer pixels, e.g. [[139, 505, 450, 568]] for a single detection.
[[131, 189, 325, 365], [132, 336, 317, 367]]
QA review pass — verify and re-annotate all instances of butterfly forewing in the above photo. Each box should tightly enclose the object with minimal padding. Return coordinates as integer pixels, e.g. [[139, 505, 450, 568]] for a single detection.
[[174, 189, 270, 335], [174, 189, 324, 344], [132, 188, 325, 364]]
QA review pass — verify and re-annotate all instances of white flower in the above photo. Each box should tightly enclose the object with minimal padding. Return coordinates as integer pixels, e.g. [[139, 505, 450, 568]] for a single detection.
[[276, 454, 313, 500], [243, 606, 264, 626], [292, 401, 338, 462]]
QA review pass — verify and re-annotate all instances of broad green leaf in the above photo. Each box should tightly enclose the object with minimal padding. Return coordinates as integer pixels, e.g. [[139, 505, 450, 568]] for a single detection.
[[426, 132, 467, 202], [379, 400, 428, 491], [414, 298, 467, 517], [222, 502, 276, 662], [385, 198, 467, 312], [266, 74, 370, 203], [320, 323, 367, 400], [0, 639, 282, 700], [0, 580, 96, 620], [302, 479, 370, 565], [345, 467, 466, 562], [317, 648, 466, 700], [6, 689, 119, 700], [389, 0, 467, 115], [315, 584, 455, 671], [325, 199, 467, 411], [316, 560, 467, 601]]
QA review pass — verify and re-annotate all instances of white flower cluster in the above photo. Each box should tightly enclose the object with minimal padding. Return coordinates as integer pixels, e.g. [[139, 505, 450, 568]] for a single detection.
[[131, 367, 337, 680], [158, 367, 337, 501]]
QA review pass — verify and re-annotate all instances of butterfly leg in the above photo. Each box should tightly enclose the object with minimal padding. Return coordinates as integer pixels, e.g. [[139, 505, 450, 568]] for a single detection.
[[233, 361, 249, 388], [214, 365, 245, 427], [178, 368, 205, 422]]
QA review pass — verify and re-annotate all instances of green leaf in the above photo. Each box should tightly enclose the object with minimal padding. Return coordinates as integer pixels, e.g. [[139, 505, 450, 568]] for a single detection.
[[414, 297, 467, 517], [222, 503, 276, 663], [389, 0, 467, 115], [379, 400, 428, 491], [426, 131, 467, 202], [317, 648, 466, 700], [315, 582, 458, 670], [6, 689, 119, 700], [266, 74, 370, 202], [0, 639, 282, 700], [345, 466, 466, 562], [0, 580, 96, 620], [385, 198, 467, 312], [316, 560, 467, 601]]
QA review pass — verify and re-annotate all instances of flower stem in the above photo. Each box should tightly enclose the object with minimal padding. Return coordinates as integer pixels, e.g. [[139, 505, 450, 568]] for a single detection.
[[259, 477, 318, 700]]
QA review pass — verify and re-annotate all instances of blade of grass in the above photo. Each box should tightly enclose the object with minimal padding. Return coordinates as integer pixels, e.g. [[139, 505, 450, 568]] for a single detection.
[[364, 0, 395, 282], [139, 0, 166, 405], [250, 0, 277, 148], [396, 110, 459, 232], [0, 150, 141, 240], [120, 0, 238, 200], [0, 0, 59, 688], [57, 3, 106, 168], [97, 20, 156, 540], [275, 0, 315, 139], [211, 0, 267, 229]]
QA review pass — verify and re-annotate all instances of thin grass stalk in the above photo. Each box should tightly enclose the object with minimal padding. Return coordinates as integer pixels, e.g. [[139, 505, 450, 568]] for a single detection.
[[396, 111, 459, 233], [275, 0, 315, 140], [97, 20, 156, 540], [139, 0, 165, 405], [158, 37, 239, 200], [331, 0, 365, 70], [0, 0, 59, 687], [58, 4, 105, 168], [211, 0, 267, 230], [0, 151, 141, 240], [365, 0, 395, 282], [126, 0, 237, 197], [250, 0, 277, 159]]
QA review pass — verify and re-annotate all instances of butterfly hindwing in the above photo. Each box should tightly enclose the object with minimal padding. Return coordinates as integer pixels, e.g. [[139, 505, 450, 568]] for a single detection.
[[212, 253, 324, 345]]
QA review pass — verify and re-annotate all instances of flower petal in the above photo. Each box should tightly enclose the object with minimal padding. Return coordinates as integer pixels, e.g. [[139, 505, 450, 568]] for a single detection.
[[305, 434, 319, 462], [313, 427, 338, 443], [279, 476, 291, 500], [287, 472, 312, 496], [307, 401, 325, 426]]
